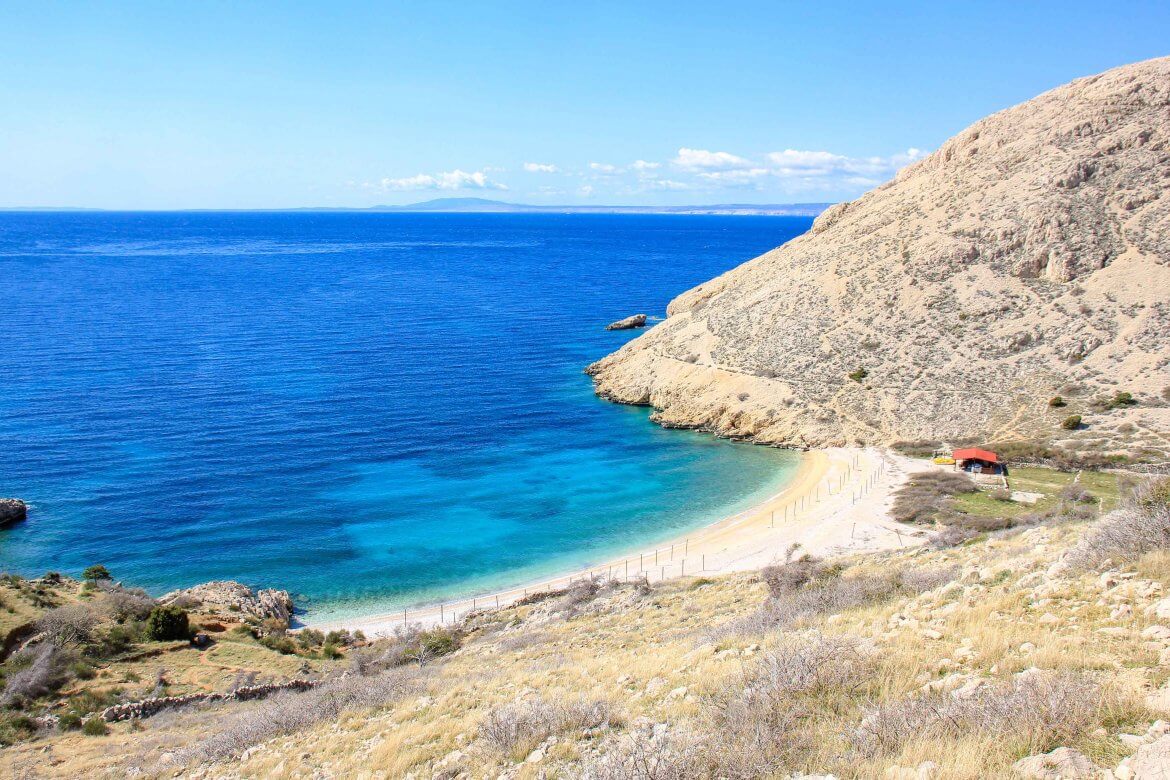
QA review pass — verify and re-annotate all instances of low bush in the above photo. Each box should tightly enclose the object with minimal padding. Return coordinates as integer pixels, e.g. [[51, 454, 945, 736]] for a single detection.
[[848, 367, 868, 382], [720, 564, 955, 637], [36, 603, 98, 647], [480, 697, 617, 760], [1065, 478, 1170, 570], [259, 635, 297, 655], [0, 714, 37, 746], [1062, 415, 1082, 430], [0, 644, 72, 708], [1048, 396, 1067, 408], [82, 717, 108, 736], [852, 671, 1122, 759], [931, 526, 980, 548], [145, 606, 189, 641], [891, 471, 978, 525], [100, 586, 156, 623], [177, 669, 419, 764]]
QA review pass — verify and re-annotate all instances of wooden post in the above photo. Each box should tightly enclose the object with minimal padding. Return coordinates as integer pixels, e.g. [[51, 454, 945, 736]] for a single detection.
[[404, 608, 407, 626], [495, 595, 500, 609], [440, 603, 444, 622], [685, 538, 689, 556], [702, 553, 706, 571], [671, 543, 675, 561]]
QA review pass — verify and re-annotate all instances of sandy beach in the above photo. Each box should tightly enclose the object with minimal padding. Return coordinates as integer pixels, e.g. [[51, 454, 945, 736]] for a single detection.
[[308, 446, 919, 637]]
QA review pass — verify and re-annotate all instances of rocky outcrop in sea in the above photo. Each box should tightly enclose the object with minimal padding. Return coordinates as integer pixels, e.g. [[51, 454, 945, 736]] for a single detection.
[[605, 314, 647, 330], [0, 499, 27, 527]]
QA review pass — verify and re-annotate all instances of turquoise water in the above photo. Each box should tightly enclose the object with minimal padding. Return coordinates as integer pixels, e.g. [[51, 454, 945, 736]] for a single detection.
[[0, 212, 808, 620]]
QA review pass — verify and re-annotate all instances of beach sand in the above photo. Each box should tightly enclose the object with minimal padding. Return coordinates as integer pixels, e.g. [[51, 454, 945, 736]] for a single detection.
[[308, 446, 920, 637]]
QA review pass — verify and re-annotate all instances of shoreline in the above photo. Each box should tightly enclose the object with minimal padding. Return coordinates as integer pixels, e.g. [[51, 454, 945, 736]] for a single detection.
[[307, 446, 916, 637]]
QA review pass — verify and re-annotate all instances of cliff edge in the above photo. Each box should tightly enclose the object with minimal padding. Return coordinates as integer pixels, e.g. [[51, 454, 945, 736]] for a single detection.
[[588, 57, 1170, 456]]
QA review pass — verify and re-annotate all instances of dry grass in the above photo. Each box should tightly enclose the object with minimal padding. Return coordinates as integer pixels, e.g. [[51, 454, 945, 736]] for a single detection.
[[7, 471, 1170, 779]]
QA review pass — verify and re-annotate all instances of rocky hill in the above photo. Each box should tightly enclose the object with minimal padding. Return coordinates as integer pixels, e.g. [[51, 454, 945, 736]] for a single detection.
[[588, 57, 1170, 457]]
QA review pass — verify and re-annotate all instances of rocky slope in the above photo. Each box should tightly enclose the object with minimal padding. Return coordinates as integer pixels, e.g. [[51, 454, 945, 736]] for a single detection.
[[588, 57, 1170, 455]]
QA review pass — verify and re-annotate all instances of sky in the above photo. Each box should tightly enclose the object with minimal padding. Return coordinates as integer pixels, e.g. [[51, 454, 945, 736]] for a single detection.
[[1, 1, 1167, 209]]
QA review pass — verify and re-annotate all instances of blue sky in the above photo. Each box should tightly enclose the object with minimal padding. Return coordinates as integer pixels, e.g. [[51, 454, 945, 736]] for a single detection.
[[1, 1, 1167, 209]]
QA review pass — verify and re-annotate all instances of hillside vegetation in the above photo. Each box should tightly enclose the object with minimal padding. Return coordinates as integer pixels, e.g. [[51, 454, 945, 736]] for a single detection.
[[587, 57, 1170, 460], [5, 469, 1170, 779]]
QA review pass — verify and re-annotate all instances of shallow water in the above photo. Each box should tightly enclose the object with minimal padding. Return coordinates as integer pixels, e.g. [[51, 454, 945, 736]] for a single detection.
[[0, 212, 809, 619]]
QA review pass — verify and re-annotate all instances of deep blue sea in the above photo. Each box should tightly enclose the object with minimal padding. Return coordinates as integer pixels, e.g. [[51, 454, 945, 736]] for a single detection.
[[0, 212, 809, 620]]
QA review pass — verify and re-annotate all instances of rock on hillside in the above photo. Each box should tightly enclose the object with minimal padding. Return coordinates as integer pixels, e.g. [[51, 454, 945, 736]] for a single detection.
[[588, 57, 1170, 454], [160, 580, 293, 623]]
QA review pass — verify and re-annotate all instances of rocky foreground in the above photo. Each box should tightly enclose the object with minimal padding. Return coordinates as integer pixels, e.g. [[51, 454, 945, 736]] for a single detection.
[[588, 57, 1170, 457]]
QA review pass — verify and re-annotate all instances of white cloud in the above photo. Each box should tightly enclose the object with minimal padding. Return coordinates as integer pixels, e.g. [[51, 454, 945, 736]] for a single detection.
[[374, 169, 507, 192], [672, 147, 753, 172], [696, 168, 771, 187], [643, 178, 691, 191], [630, 159, 661, 171], [523, 162, 559, 173], [578, 184, 595, 197], [765, 148, 927, 178], [589, 162, 621, 174]]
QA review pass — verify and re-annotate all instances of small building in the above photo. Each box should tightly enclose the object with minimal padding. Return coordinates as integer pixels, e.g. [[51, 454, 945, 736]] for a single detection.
[[953, 447, 1005, 475]]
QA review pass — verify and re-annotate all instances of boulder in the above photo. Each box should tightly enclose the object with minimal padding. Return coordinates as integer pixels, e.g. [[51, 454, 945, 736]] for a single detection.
[[1133, 734, 1170, 778], [605, 314, 647, 331], [1012, 747, 1096, 779], [160, 580, 293, 623], [0, 498, 28, 527]]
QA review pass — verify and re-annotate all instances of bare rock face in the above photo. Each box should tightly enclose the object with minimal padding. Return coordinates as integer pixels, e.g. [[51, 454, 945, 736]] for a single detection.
[[160, 580, 293, 623], [606, 314, 648, 331], [588, 57, 1170, 452], [1133, 734, 1170, 778], [1011, 747, 1096, 779], [0, 499, 28, 527]]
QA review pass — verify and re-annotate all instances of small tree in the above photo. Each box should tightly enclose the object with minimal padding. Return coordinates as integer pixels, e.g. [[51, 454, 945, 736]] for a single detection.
[[82, 565, 111, 582], [1110, 391, 1137, 408], [145, 605, 189, 641], [1061, 415, 1082, 431]]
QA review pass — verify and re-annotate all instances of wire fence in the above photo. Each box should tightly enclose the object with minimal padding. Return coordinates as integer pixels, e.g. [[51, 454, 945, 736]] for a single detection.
[[333, 449, 899, 634]]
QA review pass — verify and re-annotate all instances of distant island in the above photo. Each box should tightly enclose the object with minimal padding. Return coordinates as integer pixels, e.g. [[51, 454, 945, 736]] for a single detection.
[[1, 199, 832, 215], [300, 198, 835, 216]]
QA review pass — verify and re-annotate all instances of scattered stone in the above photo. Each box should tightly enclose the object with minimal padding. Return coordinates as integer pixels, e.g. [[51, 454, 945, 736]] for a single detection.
[[1132, 734, 1170, 778], [1011, 747, 1096, 779]]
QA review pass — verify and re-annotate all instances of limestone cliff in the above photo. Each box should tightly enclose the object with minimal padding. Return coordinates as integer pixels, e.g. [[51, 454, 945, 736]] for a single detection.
[[588, 57, 1170, 456]]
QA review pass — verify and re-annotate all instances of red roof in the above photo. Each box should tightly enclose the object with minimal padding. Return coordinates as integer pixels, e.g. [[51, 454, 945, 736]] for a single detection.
[[953, 448, 998, 463]]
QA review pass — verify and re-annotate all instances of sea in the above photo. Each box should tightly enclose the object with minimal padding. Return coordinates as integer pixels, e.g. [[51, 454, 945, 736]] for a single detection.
[[0, 211, 810, 620]]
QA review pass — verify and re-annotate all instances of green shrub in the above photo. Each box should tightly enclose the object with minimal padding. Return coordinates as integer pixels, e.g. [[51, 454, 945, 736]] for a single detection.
[[145, 606, 189, 641], [1062, 415, 1082, 430], [69, 661, 96, 680], [321, 643, 342, 660], [82, 565, 112, 582], [848, 367, 869, 382], [58, 712, 83, 731], [82, 717, 108, 736], [1048, 396, 1066, 408], [259, 635, 298, 654], [296, 628, 325, 649], [1110, 391, 1137, 408], [0, 714, 37, 746], [417, 628, 460, 658]]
